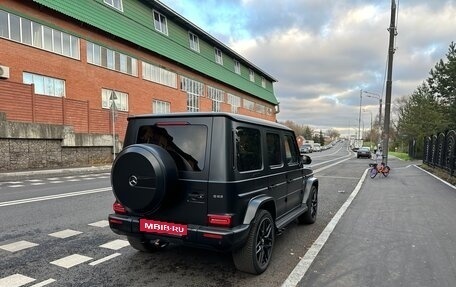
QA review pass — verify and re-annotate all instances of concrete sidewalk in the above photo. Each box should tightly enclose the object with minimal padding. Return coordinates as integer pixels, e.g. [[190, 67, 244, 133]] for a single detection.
[[0, 165, 112, 182], [293, 157, 456, 287]]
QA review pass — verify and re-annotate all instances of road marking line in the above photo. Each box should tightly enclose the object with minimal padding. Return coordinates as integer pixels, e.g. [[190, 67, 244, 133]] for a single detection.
[[30, 279, 56, 287], [49, 181, 64, 184], [282, 168, 369, 287], [48, 229, 82, 239], [100, 239, 130, 250], [314, 157, 352, 173], [7, 185, 24, 188], [46, 178, 60, 180], [67, 179, 81, 182], [0, 187, 111, 207], [0, 240, 39, 252], [26, 179, 43, 182], [414, 165, 456, 190], [50, 254, 92, 269], [0, 274, 35, 287], [89, 253, 121, 266], [88, 220, 109, 228], [82, 177, 95, 180], [30, 183, 46, 186]]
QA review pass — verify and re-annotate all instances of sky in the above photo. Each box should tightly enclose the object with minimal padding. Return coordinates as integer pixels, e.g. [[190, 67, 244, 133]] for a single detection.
[[160, 0, 455, 136]]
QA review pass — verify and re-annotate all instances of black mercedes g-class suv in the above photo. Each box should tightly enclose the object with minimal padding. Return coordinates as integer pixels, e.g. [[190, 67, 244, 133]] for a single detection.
[[109, 112, 318, 274]]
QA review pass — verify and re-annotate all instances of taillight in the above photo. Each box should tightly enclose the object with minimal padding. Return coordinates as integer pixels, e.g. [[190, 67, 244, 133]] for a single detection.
[[207, 214, 232, 227], [113, 201, 126, 214]]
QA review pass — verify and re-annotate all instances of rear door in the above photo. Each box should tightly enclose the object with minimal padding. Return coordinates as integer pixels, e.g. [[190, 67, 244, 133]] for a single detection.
[[137, 117, 211, 226], [283, 133, 304, 210]]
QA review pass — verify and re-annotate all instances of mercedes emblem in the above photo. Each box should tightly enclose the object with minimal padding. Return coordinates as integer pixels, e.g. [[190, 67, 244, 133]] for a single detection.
[[128, 175, 138, 187]]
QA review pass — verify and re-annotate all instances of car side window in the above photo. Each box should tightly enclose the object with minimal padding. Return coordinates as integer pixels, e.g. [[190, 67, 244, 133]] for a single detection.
[[236, 127, 262, 172], [284, 134, 299, 165], [266, 132, 282, 166]]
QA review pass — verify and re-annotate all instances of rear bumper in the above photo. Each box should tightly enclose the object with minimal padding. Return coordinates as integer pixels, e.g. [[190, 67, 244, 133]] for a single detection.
[[108, 214, 250, 252]]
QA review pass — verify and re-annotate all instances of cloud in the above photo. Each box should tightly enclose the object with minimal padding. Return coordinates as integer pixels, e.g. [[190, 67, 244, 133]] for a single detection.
[[161, 0, 456, 135]]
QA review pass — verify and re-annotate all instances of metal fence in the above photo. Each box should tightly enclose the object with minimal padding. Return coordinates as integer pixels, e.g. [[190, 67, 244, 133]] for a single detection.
[[423, 130, 456, 176]]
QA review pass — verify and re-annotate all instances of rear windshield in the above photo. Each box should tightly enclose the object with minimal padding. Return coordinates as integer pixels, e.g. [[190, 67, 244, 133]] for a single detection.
[[137, 124, 207, 171]]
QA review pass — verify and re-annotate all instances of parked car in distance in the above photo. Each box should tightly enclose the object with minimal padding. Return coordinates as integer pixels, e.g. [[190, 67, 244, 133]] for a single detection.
[[300, 143, 313, 153], [313, 143, 321, 152], [357, 147, 372, 158], [109, 112, 319, 275]]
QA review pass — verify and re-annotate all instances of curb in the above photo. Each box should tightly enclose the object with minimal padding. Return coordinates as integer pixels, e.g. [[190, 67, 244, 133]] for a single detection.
[[0, 165, 112, 182]]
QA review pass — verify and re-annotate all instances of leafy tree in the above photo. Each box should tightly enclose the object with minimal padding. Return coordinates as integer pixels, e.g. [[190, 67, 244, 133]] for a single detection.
[[280, 120, 314, 140], [395, 83, 447, 156], [427, 41, 456, 129], [326, 128, 340, 140]]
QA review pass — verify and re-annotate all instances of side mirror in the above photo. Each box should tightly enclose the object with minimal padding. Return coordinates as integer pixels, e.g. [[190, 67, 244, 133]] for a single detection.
[[301, 154, 312, 165]]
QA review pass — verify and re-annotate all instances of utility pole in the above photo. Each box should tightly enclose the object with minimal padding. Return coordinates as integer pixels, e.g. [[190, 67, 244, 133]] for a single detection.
[[358, 89, 363, 142], [382, 0, 397, 165], [110, 90, 118, 161]]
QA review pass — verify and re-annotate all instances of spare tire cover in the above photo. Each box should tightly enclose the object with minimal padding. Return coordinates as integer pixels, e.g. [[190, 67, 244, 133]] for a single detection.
[[111, 144, 178, 214]]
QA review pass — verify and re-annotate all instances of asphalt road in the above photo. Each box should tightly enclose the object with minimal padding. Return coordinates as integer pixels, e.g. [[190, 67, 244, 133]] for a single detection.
[[1, 141, 453, 287]]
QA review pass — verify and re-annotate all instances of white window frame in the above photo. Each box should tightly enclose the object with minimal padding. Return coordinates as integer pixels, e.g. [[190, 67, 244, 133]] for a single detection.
[[215, 48, 223, 65], [153, 10, 168, 35], [249, 69, 255, 82], [243, 99, 255, 111], [153, 100, 170, 114], [104, 0, 123, 12], [227, 93, 241, 114], [0, 10, 80, 59], [207, 86, 225, 112], [181, 76, 204, 112], [234, 60, 241, 74], [23, 72, 66, 98], [261, 77, 266, 88], [142, 62, 177, 88], [101, 89, 128, 112], [189, 32, 200, 52], [87, 41, 138, 76]]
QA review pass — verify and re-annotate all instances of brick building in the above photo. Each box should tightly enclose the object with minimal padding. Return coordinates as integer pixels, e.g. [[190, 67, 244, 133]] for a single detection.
[[0, 0, 280, 171]]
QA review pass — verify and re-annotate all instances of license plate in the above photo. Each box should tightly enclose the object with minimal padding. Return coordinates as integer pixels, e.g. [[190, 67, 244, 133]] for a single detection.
[[139, 219, 188, 236]]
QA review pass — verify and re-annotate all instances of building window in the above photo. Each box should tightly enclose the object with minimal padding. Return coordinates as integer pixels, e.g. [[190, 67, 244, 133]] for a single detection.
[[255, 103, 266, 114], [87, 41, 138, 76], [153, 10, 168, 35], [0, 10, 80, 59], [23, 72, 65, 97], [249, 69, 255, 82], [234, 60, 241, 74], [189, 32, 200, 52], [261, 77, 266, 88], [207, 86, 224, 112], [153, 100, 171, 114], [236, 127, 262, 172], [143, 62, 177, 88], [243, 99, 255, 111], [104, 0, 123, 12], [181, 76, 204, 112], [215, 48, 223, 65], [227, 93, 241, 114], [101, 89, 128, 111]]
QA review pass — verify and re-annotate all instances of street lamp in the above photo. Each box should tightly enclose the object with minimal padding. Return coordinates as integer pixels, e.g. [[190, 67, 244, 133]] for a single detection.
[[363, 109, 373, 146], [361, 90, 382, 145], [109, 90, 118, 161]]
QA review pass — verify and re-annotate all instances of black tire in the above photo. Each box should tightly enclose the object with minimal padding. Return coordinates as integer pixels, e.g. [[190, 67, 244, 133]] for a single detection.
[[111, 144, 178, 215], [298, 185, 318, 224], [383, 166, 390, 177], [232, 210, 275, 274], [127, 236, 166, 252], [369, 167, 378, 178]]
